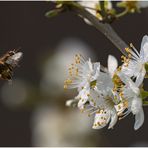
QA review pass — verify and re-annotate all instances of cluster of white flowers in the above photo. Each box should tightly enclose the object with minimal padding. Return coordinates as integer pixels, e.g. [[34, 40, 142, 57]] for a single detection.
[[78, 1, 148, 25], [64, 35, 148, 130], [78, 1, 112, 24]]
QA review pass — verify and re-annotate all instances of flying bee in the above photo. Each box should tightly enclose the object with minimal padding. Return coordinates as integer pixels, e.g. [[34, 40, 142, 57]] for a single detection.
[[0, 49, 23, 80]]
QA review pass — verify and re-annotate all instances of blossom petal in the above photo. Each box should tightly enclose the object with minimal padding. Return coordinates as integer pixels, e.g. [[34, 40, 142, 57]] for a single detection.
[[108, 109, 118, 129], [131, 97, 144, 130], [140, 35, 148, 63], [121, 60, 137, 77], [135, 67, 146, 87], [131, 97, 142, 115], [92, 62, 100, 80], [89, 89, 103, 107], [134, 108, 144, 130], [96, 72, 113, 95], [66, 98, 79, 108], [92, 109, 110, 129], [118, 72, 140, 95], [108, 55, 118, 77], [88, 58, 93, 72], [77, 88, 90, 108]]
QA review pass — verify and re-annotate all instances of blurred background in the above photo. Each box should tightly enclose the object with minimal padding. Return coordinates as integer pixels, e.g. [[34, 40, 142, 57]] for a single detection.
[[0, 1, 147, 147]]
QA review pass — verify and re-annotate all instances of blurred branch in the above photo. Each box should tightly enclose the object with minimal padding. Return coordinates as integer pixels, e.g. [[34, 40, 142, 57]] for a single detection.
[[70, 3, 128, 56]]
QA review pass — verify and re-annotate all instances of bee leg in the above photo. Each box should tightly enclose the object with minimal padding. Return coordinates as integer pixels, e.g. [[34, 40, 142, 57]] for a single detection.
[[6, 72, 12, 80], [5, 64, 13, 71], [8, 66, 13, 71]]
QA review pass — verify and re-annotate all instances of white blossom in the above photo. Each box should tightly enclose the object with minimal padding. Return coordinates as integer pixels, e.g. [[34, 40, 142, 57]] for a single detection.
[[64, 54, 100, 109], [64, 54, 100, 90], [79, 89, 118, 130], [121, 35, 148, 87], [118, 72, 144, 130]]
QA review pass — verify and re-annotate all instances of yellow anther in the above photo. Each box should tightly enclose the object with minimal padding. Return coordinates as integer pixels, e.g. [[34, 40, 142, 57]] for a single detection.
[[117, 66, 122, 71], [94, 123, 98, 127], [119, 92, 123, 97], [100, 122, 105, 125], [121, 55, 125, 59], [87, 94, 90, 97], [128, 54, 132, 58], [123, 100, 128, 108], [65, 79, 72, 84], [125, 47, 130, 53], [100, 110, 103, 114], [113, 87, 117, 92], [64, 84, 67, 89], [97, 122, 101, 126], [96, 110, 100, 114], [76, 68, 79, 76]]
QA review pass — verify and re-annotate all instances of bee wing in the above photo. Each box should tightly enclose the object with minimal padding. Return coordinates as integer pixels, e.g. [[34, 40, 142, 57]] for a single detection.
[[6, 52, 23, 67]]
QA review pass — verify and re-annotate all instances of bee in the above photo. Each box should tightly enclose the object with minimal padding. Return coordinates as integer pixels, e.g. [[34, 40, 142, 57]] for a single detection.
[[0, 49, 23, 80]]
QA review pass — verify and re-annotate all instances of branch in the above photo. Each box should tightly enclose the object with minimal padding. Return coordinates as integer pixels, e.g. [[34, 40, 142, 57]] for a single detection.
[[71, 4, 128, 56]]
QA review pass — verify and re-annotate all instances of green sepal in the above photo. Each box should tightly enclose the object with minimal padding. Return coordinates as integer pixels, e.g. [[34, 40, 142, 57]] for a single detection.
[[144, 62, 148, 78], [140, 89, 148, 100], [145, 62, 148, 71], [45, 9, 63, 18], [143, 101, 148, 105], [116, 1, 140, 13]]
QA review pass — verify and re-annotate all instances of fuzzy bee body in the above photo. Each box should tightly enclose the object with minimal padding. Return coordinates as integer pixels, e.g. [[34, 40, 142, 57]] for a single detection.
[[0, 49, 23, 80]]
